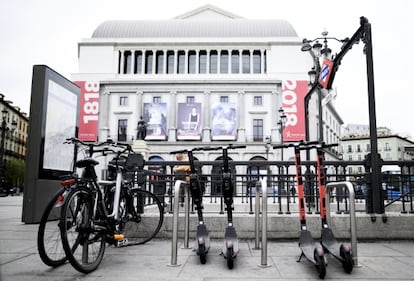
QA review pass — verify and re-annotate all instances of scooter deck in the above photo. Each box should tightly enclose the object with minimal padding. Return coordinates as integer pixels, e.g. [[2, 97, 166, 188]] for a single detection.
[[196, 223, 210, 251], [321, 227, 341, 259], [299, 229, 320, 264], [223, 225, 239, 256]]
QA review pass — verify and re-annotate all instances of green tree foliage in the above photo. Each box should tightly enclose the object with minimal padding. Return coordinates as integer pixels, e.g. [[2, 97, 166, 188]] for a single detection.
[[5, 159, 25, 187]]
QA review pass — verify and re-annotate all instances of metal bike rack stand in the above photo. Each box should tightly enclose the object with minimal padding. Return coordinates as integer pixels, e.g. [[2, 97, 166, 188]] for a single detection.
[[260, 178, 269, 267], [254, 178, 270, 267], [169, 180, 191, 267], [254, 181, 261, 249], [326, 181, 360, 267]]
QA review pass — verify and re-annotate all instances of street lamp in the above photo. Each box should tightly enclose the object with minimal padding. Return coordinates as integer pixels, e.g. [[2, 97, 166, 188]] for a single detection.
[[301, 17, 383, 216], [302, 31, 348, 145], [0, 108, 17, 188], [277, 107, 287, 161]]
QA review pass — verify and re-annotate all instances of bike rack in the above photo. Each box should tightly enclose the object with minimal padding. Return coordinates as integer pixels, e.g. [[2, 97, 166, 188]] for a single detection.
[[169, 180, 191, 267], [254, 178, 270, 267], [326, 181, 360, 267]]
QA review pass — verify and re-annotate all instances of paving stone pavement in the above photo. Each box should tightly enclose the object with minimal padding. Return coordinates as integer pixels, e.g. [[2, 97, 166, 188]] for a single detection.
[[1, 195, 414, 281]]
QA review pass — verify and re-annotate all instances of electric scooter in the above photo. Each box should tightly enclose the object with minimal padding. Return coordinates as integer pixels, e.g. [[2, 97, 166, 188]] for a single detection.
[[314, 143, 354, 273], [170, 147, 210, 264], [273, 141, 327, 279], [206, 144, 246, 269]]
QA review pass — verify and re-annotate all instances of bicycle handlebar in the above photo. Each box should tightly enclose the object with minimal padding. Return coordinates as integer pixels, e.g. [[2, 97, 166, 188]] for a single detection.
[[273, 140, 338, 150], [65, 137, 132, 157]]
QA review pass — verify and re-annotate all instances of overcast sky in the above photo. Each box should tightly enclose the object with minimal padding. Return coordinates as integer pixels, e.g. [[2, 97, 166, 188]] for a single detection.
[[1, 0, 412, 137]]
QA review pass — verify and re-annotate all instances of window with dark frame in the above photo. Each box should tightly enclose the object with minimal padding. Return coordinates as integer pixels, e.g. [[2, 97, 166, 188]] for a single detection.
[[118, 119, 128, 142], [153, 96, 161, 103], [253, 119, 264, 141], [186, 96, 195, 103], [220, 96, 229, 103], [119, 96, 128, 106], [253, 96, 262, 106]]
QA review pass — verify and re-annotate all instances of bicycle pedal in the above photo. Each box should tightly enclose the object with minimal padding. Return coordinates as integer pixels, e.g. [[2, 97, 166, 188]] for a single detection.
[[116, 238, 129, 247]]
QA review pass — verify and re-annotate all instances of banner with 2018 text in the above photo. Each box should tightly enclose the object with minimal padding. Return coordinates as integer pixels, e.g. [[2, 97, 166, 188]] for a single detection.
[[74, 81, 99, 141], [281, 80, 308, 142]]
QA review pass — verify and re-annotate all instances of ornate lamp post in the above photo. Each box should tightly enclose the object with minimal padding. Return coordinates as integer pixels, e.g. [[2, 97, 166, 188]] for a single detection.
[[0, 108, 17, 190], [301, 30, 348, 145]]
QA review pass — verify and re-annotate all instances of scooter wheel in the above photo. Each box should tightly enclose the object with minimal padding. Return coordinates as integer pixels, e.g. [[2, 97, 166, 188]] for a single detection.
[[340, 244, 353, 273], [199, 242, 207, 264], [226, 247, 234, 269], [314, 249, 326, 279]]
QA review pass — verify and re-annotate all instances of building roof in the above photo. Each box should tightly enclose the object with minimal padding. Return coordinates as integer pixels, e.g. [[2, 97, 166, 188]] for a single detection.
[[92, 19, 298, 38], [92, 5, 297, 39]]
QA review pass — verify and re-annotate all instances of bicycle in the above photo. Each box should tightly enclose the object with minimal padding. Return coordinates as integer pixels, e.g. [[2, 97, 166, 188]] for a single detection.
[[59, 138, 164, 273], [37, 138, 99, 267]]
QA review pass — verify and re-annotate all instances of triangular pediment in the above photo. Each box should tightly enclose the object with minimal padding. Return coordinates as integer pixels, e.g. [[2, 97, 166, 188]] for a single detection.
[[174, 4, 243, 20]]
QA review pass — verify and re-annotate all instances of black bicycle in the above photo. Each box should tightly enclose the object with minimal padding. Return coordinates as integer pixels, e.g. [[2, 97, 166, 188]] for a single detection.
[[59, 138, 164, 273]]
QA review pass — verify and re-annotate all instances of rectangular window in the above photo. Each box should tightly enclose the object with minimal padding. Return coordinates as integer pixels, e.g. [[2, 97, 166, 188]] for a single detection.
[[153, 96, 161, 103], [167, 50, 174, 74], [242, 50, 250, 74], [186, 96, 195, 103], [253, 96, 262, 106], [156, 51, 164, 74], [135, 51, 142, 74], [210, 50, 218, 73], [220, 50, 229, 74], [347, 145, 352, 153], [177, 50, 185, 74], [253, 50, 261, 73], [199, 50, 207, 74], [118, 119, 128, 141], [119, 96, 128, 106], [145, 51, 153, 74], [220, 96, 229, 103], [188, 50, 196, 74], [231, 50, 239, 73], [253, 119, 263, 141]]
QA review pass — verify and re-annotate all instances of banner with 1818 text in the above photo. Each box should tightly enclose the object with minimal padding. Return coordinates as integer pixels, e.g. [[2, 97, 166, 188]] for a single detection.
[[75, 81, 99, 141]]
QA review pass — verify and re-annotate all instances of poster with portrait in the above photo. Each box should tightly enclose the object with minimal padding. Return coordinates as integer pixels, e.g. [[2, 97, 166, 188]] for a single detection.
[[211, 102, 237, 140], [143, 103, 167, 140], [177, 102, 202, 140]]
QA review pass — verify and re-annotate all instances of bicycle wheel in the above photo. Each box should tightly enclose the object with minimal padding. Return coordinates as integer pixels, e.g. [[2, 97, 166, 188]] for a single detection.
[[60, 187, 105, 273], [37, 188, 67, 267], [119, 188, 164, 246]]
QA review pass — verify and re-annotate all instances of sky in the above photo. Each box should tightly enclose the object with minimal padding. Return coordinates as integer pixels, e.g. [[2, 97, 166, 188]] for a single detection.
[[1, 0, 413, 138]]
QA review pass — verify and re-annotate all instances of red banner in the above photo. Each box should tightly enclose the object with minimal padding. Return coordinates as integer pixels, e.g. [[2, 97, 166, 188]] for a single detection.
[[281, 80, 308, 142], [74, 81, 99, 141]]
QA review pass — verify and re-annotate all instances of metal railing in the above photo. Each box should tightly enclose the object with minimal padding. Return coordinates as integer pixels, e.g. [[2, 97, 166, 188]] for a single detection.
[[117, 160, 414, 215]]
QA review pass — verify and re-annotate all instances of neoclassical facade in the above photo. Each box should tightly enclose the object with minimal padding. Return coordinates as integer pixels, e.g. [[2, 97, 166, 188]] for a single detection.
[[72, 5, 342, 165]]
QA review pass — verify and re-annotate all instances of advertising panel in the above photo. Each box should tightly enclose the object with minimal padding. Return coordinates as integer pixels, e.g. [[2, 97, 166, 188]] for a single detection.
[[143, 103, 167, 140], [177, 102, 202, 140], [211, 102, 237, 140], [74, 81, 99, 141], [281, 80, 308, 142]]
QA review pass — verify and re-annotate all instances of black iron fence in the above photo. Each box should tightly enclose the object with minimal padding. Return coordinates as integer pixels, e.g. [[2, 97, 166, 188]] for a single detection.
[[127, 160, 414, 215]]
